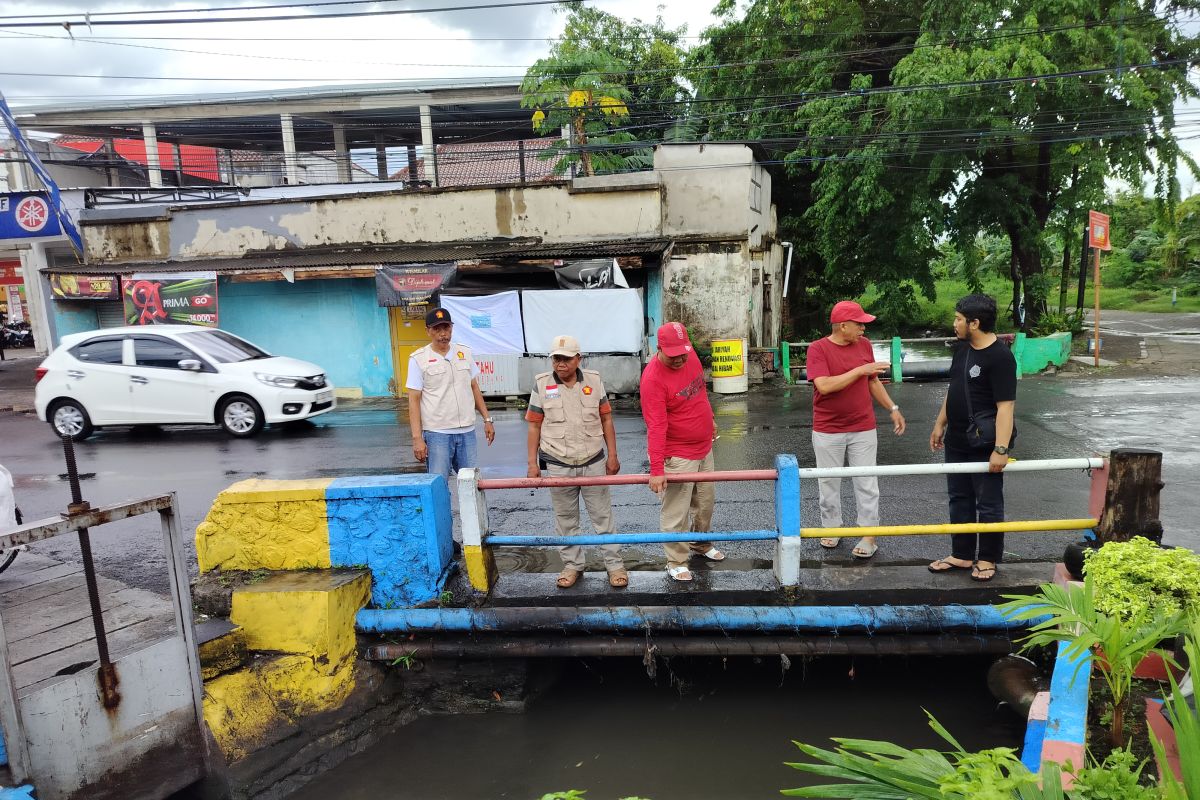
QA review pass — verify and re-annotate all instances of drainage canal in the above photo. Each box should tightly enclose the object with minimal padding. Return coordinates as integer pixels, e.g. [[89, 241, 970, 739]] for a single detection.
[[286, 653, 1024, 800]]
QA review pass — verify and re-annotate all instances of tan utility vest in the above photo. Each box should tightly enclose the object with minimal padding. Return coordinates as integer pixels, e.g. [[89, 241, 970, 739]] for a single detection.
[[533, 368, 606, 465], [413, 342, 476, 431]]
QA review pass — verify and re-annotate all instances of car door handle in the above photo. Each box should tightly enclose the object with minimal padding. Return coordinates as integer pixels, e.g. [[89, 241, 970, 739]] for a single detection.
[[67, 370, 85, 380], [130, 375, 149, 385]]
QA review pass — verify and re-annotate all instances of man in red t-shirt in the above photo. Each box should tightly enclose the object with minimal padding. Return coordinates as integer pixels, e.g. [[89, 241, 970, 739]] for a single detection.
[[641, 321, 726, 582], [806, 301, 906, 558]]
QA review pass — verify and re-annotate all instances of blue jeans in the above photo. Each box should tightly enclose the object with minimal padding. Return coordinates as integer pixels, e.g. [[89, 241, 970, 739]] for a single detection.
[[425, 431, 478, 483], [946, 443, 1006, 563]]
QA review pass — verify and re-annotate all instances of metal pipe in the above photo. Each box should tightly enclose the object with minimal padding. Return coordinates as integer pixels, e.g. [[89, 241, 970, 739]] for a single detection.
[[780, 241, 794, 296], [485, 530, 776, 547], [800, 518, 1097, 538], [356, 604, 1030, 634], [799, 457, 1103, 479], [477, 469, 777, 490], [364, 634, 1019, 660]]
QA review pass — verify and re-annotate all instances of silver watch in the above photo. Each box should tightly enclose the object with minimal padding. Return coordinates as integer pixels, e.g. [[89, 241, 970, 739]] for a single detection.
[[483, 417, 494, 424]]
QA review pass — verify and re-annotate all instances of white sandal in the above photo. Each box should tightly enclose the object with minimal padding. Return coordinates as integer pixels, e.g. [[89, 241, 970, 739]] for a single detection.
[[667, 565, 693, 582], [696, 547, 725, 561], [819, 537, 841, 548]]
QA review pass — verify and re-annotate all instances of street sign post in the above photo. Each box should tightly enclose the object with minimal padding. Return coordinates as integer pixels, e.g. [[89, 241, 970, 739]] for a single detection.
[[1088, 211, 1111, 367]]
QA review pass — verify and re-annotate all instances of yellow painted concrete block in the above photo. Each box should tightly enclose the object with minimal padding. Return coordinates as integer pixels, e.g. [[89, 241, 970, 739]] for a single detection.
[[464, 544, 496, 592], [202, 667, 290, 762], [195, 478, 333, 572], [203, 655, 357, 763], [230, 570, 370, 673]]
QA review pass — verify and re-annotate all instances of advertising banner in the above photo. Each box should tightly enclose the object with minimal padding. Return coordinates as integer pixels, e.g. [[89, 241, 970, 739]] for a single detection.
[[1088, 210, 1112, 251], [0, 260, 23, 285], [474, 353, 521, 396], [122, 272, 219, 327], [50, 273, 121, 301], [3, 284, 25, 323], [375, 263, 457, 316]]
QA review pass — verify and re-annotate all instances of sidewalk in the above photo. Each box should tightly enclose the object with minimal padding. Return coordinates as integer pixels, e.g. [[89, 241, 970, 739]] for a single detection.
[[0, 354, 38, 413]]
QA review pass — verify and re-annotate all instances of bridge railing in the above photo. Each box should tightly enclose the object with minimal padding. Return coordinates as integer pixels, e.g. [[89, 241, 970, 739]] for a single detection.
[[456, 454, 1107, 591]]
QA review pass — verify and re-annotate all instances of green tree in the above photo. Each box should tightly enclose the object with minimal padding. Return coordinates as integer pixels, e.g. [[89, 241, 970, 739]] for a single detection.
[[693, 0, 1200, 330], [520, 49, 635, 177]]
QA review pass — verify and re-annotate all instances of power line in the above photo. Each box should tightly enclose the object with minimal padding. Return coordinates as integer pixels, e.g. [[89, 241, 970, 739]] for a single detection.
[[0, 0, 579, 28]]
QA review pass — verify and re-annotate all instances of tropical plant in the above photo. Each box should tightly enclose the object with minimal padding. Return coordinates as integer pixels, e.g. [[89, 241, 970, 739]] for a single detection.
[[1151, 614, 1200, 800], [1084, 538, 1200, 624], [1000, 577, 1187, 747], [784, 711, 1067, 798], [520, 50, 638, 177]]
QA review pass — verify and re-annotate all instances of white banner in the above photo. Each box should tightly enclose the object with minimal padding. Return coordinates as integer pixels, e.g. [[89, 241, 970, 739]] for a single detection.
[[521, 288, 644, 354], [440, 291, 525, 354]]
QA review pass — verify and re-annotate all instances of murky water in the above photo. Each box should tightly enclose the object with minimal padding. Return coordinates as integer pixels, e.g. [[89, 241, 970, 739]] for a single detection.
[[288, 655, 1022, 800]]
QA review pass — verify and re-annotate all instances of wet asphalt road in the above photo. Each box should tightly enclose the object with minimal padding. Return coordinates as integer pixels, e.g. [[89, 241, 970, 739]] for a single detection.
[[2, 371, 1198, 594]]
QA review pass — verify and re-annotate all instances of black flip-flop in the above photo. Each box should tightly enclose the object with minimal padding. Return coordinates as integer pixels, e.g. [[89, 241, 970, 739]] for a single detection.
[[928, 558, 972, 574], [971, 565, 997, 582]]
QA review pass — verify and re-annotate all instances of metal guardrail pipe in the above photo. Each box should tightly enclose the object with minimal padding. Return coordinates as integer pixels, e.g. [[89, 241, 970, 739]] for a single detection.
[[477, 469, 777, 490], [800, 518, 1097, 539], [800, 457, 1104, 480], [485, 530, 776, 547], [356, 604, 1028, 634], [364, 634, 1019, 660]]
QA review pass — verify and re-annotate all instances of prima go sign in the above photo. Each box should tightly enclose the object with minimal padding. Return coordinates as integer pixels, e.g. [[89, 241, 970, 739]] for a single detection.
[[0, 191, 64, 242]]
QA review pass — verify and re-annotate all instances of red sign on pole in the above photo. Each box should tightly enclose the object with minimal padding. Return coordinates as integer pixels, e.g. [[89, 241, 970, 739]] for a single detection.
[[1088, 210, 1112, 251]]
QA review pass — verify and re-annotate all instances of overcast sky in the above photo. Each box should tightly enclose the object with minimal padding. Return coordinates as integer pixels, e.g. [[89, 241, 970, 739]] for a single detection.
[[0, 1, 720, 105]]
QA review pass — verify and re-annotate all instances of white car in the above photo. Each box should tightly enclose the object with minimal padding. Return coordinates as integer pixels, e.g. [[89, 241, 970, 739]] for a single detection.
[[35, 326, 336, 440]]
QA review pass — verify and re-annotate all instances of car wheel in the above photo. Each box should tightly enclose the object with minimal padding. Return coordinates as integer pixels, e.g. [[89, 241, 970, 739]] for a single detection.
[[49, 399, 94, 441], [218, 395, 264, 438]]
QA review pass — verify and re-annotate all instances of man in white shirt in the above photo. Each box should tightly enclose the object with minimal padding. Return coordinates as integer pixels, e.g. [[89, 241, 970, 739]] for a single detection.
[[405, 307, 494, 482]]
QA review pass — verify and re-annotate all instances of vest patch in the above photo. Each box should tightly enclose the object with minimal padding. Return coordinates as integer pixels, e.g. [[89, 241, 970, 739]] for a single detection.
[[583, 386, 593, 395], [545, 384, 559, 399], [456, 351, 465, 360]]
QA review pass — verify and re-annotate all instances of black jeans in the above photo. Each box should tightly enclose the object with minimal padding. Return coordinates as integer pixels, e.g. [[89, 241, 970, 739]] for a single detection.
[[946, 442, 1005, 563]]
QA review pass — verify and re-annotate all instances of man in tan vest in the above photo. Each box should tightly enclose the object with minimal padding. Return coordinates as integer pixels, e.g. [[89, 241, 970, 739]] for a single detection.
[[406, 307, 494, 483], [525, 335, 627, 589]]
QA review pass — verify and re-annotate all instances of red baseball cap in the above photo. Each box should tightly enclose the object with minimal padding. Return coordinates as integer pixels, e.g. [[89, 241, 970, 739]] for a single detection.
[[656, 321, 693, 357], [830, 300, 876, 324]]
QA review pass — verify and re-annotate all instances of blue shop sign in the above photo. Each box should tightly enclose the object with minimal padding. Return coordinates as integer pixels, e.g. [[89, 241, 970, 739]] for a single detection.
[[0, 192, 64, 242]]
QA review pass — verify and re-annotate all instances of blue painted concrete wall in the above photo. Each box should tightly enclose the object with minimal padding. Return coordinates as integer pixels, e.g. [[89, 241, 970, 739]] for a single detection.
[[50, 302, 102, 340], [218, 278, 393, 397], [326, 474, 453, 608]]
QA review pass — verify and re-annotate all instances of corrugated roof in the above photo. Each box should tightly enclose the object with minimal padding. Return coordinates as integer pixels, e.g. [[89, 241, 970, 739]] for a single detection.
[[45, 238, 671, 275]]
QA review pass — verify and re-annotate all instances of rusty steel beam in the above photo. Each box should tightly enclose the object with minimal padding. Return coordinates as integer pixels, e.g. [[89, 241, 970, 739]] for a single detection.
[[0, 495, 174, 549], [478, 469, 778, 490], [364, 634, 1018, 660]]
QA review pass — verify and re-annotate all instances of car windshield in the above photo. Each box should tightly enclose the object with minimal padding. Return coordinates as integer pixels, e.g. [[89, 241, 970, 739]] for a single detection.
[[178, 330, 271, 363]]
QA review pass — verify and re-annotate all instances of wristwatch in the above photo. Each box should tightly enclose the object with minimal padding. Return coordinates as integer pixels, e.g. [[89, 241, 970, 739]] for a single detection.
[[993, 445, 1010, 455], [483, 417, 494, 424], [889, 404, 900, 412]]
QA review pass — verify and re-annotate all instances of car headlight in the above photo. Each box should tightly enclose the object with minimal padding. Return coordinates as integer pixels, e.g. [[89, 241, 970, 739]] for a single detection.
[[255, 372, 300, 388]]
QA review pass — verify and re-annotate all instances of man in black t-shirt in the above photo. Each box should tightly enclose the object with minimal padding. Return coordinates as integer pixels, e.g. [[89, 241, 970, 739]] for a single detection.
[[928, 294, 1017, 582]]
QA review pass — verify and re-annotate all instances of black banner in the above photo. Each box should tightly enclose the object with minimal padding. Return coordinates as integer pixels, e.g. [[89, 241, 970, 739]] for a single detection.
[[375, 262, 457, 314]]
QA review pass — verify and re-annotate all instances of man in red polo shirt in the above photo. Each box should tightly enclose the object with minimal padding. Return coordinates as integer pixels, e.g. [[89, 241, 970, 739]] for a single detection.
[[806, 301, 906, 558], [641, 321, 725, 582]]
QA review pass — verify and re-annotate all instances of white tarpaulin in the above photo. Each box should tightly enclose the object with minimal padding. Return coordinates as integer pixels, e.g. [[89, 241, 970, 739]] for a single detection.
[[521, 288, 643, 354], [440, 291, 525, 354]]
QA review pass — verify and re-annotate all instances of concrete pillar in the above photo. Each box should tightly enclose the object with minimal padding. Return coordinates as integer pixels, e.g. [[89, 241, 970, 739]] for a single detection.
[[375, 132, 388, 180], [172, 142, 184, 186], [280, 113, 298, 185], [18, 244, 55, 355], [405, 144, 418, 187], [141, 122, 163, 188], [332, 122, 351, 183], [419, 104, 437, 187]]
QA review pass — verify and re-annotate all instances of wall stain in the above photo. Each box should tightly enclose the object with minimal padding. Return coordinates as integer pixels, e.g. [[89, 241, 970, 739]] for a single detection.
[[494, 191, 513, 236]]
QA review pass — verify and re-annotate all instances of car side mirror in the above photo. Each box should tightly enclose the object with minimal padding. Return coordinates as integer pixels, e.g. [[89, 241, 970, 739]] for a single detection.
[[178, 359, 203, 372]]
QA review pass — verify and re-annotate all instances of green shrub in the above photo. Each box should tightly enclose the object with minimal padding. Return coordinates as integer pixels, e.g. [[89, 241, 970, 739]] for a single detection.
[[1084, 537, 1200, 623]]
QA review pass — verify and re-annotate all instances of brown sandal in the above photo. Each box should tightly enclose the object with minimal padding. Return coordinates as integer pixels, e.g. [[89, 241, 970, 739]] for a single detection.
[[556, 569, 583, 588], [608, 569, 629, 588]]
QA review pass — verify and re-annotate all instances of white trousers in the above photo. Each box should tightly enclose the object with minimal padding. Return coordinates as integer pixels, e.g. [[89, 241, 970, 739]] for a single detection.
[[811, 429, 880, 529]]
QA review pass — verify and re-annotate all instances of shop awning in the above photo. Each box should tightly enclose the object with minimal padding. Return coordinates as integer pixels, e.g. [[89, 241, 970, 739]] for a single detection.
[[42, 237, 672, 278]]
